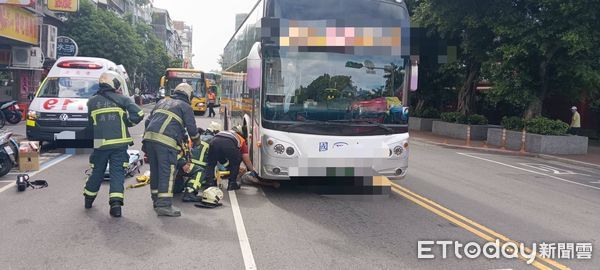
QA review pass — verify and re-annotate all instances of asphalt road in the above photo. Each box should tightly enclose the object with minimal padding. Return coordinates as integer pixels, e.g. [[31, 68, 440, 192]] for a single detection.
[[0, 109, 598, 269]]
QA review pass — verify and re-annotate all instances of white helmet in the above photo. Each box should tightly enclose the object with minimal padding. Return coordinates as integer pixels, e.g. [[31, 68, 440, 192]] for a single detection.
[[571, 106, 578, 111], [198, 187, 224, 208], [99, 71, 124, 90], [174, 83, 193, 101], [207, 121, 223, 132]]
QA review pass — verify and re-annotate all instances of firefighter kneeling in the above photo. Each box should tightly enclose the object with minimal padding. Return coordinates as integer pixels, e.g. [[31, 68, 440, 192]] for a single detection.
[[173, 122, 222, 202]]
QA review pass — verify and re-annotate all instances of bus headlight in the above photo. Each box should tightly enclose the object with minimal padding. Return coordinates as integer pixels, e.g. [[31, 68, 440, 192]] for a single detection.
[[273, 144, 285, 155], [394, 145, 404, 156], [264, 136, 298, 158]]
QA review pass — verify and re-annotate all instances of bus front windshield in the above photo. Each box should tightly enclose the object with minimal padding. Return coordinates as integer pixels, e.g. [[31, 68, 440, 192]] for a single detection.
[[263, 52, 408, 135], [166, 78, 205, 98]]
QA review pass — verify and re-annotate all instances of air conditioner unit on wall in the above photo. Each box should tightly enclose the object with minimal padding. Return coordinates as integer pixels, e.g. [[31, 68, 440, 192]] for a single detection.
[[42, 25, 58, 60], [10, 47, 43, 69], [11, 47, 30, 67]]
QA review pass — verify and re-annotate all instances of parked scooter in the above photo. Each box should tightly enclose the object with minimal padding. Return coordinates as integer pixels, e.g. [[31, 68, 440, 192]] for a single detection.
[[0, 132, 19, 177], [0, 100, 23, 127]]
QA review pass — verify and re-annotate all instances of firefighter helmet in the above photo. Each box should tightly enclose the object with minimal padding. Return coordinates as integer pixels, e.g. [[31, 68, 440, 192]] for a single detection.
[[98, 71, 124, 90], [174, 83, 193, 101], [194, 187, 224, 208]]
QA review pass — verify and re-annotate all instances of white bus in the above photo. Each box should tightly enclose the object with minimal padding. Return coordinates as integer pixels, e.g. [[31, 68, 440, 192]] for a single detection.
[[221, 0, 416, 180]]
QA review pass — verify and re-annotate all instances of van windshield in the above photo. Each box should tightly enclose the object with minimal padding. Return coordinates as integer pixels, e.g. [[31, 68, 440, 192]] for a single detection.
[[38, 77, 100, 98]]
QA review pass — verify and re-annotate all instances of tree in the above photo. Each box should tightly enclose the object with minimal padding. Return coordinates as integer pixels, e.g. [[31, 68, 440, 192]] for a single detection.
[[488, 0, 600, 119], [64, 0, 170, 92], [414, 0, 500, 115]]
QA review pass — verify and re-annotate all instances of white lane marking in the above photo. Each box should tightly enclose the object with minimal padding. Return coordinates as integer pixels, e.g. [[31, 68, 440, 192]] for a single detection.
[[0, 154, 73, 194], [518, 163, 592, 177], [229, 190, 257, 270], [458, 153, 600, 191]]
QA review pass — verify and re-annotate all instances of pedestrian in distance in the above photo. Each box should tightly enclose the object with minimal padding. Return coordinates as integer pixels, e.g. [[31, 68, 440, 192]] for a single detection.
[[204, 125, 257, 191], [143, 83, 201, 217], [83, 71, 144, 218], [569, 106, 581, 136], [207, 87, 217, 118]]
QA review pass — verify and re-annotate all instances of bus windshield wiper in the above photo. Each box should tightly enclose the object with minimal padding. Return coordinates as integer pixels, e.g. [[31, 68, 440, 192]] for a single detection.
[[330, 119, 395, 133]]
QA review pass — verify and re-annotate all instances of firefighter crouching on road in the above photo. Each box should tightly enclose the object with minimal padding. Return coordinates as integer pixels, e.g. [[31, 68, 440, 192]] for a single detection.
[[84, 71, 144, 218], [175, 121, 223, 202], [204, 125, 257, 191], [143, 83, 200, 217]]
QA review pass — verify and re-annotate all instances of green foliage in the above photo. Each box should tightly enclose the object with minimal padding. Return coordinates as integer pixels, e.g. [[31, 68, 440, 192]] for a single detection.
[[485, 0, 600, 118], [64, 0, 170, 91], [441, 112, 487, 125], [440, 112, 464, 123], [468, 114, 488, 125], [413, 108, 440, 119], [501, 116, 525, 131], [525, 117, 569, 136]]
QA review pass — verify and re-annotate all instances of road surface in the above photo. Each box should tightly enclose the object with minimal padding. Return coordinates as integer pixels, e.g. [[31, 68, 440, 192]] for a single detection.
[[0, 109, 598, 269]]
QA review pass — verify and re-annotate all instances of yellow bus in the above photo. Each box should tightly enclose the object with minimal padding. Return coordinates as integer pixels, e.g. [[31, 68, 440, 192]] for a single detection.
[[160, 68, 207, 115]]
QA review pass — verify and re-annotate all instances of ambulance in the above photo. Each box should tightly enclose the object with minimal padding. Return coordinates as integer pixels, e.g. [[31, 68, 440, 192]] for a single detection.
[[26, 57, 134, 144]]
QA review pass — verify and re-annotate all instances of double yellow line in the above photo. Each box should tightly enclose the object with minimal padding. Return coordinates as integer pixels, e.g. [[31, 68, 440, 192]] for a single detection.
[[390, 182, 570, 270]]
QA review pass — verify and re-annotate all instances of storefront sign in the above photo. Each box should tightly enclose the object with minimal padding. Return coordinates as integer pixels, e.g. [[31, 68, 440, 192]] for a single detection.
[[0, 0, 35, 6], [0, 49, 10, 66], [47, 0, 79, 12], [0, 5, 39, 45], [56, 36, 78, 58]]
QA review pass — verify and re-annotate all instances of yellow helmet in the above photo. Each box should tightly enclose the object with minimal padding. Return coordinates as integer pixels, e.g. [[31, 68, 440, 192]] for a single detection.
[[232, 125, 244, 137], [98, 71, 124, 90], [174, 83, 193, 100]]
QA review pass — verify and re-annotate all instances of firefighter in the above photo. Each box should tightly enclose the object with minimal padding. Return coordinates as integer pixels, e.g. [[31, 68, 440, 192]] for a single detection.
[[204, 125, 256, 191], [143, 83, 200, 217], [176, 121, 223, 202], [84, 71, 144, 218]]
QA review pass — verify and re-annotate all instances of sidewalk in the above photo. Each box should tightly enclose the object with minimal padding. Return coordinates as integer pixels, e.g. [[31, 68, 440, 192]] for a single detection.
[[410, 130, 600, 168]]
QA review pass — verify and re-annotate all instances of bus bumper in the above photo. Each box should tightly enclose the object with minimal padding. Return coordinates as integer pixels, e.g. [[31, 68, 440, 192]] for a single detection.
[[258, 131, 409, 181]]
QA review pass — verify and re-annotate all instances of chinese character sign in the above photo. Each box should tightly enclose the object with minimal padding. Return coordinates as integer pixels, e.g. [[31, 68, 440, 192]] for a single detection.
[[56, 36, 79, 58], [0, 5, 39, 45], [48, 0, 79, 12]]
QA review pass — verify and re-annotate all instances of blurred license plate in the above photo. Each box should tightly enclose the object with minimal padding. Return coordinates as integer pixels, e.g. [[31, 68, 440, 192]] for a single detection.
[[4, 146, 13, 155]]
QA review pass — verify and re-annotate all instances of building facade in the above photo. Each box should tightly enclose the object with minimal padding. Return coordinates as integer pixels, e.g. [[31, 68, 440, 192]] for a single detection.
[[173, 21, 193, 68], [152, 8, 182, 61], [0, 1, 47, 111]]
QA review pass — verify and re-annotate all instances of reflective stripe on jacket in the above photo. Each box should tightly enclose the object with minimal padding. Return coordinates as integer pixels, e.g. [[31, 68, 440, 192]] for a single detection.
[[87, 88, 144, 149], [143, 93, 200, 150]]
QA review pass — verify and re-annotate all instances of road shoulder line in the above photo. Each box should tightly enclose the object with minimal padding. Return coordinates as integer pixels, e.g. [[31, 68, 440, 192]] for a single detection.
[[229, 190, 257, 270], [458, 152, 600, 191]]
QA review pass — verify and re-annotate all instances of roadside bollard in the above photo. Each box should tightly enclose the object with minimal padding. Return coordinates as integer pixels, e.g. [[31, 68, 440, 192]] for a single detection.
[[501, 128, 507, 150], [520, 129, 527, 153], [466, 125, 471, 146]]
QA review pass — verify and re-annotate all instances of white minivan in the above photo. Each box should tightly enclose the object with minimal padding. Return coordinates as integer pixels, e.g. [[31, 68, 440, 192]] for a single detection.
[[26, 57, 134, 144]]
